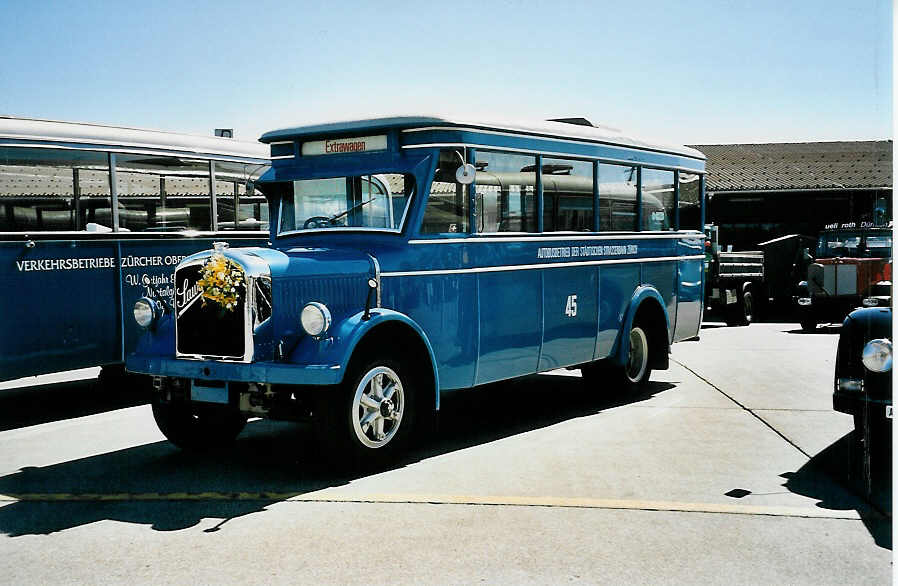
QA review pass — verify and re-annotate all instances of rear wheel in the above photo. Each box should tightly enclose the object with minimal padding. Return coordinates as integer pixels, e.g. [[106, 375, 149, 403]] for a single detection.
[[315, 355, 417, 469], [152, 398, 247, 451], [623, 325, 651, 386], [724, 289, 752, 326], [582, 321, 653, 394], [741, 291, 754, 325]]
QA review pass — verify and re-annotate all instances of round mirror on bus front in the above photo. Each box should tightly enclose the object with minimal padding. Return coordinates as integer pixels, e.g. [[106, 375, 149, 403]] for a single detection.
[[455, 163, 476, 185]]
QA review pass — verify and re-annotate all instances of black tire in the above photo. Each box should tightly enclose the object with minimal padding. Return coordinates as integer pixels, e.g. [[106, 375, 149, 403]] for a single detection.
[[741, 291, 754, 325], [724, 290, 752, 327], [800, 316, 817, 332], [848, 413, 871, 494], [581, 321, 653, 394], [152, 397, 247, 451], [314, 355, 418, 469]]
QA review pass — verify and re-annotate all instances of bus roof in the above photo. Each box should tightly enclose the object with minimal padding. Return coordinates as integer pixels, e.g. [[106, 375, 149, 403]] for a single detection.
[[0, 115, 268, 161], [260, 115, 705, 161]]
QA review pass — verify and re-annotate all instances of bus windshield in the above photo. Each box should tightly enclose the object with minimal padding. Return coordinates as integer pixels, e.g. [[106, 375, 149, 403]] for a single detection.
[[817, 230, 892, 258], [278, 173, 413, 234]]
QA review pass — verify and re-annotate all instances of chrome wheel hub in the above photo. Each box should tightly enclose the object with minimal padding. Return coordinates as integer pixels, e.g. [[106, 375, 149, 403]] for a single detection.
[[352, 366, 404, 448]]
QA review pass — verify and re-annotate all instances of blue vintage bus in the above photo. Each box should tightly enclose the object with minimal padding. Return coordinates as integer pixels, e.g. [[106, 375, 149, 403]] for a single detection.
[[0, 117, 270, 384], [126, 115, 705, 463]]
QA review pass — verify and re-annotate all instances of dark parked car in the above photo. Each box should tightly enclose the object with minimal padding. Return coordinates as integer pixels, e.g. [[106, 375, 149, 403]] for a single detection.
[[833, 307, 892, 495]]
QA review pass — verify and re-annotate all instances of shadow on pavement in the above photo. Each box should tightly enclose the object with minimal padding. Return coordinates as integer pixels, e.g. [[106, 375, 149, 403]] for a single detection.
[[783, 324, 842, 335], [0, 379, 148, 432], [780, 432, 892, 550], [0, 373, 674, 537]]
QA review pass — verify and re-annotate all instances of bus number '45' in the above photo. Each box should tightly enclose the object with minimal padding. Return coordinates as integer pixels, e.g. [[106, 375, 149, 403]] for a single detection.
[[565, 294, 578, 317]]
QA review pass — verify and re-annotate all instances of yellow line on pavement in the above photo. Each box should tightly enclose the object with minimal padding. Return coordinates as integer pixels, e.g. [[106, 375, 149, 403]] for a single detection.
[[0, 491, 870, 520]]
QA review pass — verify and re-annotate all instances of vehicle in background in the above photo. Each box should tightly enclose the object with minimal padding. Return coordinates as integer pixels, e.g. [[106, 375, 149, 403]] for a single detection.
[[126, 115, 706, 465], [704, 225, 814, 326], [832, 306, 892, 498], [0, 116, 270, 384], [796, 223, 892, 331]]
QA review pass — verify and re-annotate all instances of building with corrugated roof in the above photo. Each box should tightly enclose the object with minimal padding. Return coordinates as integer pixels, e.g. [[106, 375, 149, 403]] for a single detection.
[[690, 141, 892, 249]]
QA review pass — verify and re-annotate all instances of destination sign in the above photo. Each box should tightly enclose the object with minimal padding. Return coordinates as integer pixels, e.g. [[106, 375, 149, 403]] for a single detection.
[[301, 135, 387, 156]]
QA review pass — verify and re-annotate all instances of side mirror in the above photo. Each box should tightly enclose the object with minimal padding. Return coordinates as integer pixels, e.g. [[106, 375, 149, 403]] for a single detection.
[[455, 164, 476, 185]]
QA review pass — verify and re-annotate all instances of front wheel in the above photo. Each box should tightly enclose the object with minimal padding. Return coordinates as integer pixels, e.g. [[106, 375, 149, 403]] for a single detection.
[[315, 356, 417, 468], [800, 315, 817, 332], [152, 398, 247, 451]]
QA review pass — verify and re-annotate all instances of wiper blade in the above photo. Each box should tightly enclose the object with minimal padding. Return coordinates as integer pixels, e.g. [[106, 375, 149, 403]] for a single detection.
[[329, 195, 379, 222]]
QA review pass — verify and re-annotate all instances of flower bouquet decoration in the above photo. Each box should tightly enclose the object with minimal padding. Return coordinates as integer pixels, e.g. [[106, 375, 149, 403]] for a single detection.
[[196, 248, 245, 312]]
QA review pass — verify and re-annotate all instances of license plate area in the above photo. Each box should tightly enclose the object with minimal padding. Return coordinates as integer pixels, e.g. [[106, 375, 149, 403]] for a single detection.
[[191, 379, 229, 404]]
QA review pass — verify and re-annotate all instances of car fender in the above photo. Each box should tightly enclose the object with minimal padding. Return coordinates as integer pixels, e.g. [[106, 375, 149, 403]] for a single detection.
[[288, 308, 441, 403], [610, 285, 670, 368]]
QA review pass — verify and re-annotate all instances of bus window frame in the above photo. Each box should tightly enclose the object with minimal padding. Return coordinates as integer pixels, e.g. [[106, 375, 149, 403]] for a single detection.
[[431, 148, 703, 239], [275, 172, 416, 238], [0, 145, 270, 237]]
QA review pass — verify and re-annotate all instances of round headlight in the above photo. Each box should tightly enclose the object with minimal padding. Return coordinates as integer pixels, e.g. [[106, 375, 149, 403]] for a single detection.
[[133, 297, 161, 329], [862, 338, 892, 373], [300, 302, 331, 337]]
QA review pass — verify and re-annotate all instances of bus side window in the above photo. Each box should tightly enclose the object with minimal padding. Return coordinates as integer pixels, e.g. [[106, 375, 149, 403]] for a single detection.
[[421, 150, 470, 234], [641, 169, 674, 231], [115, 155, 211, 232], [215, 161, 270, 231], [0, 147, 111, 232], [678, 172, 701, 230], [474, 151, 537, 233], [599, 163, 637, 231], [541, 158, 593, 232]]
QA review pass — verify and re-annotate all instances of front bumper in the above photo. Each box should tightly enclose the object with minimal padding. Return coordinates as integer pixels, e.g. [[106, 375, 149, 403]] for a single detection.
[[126, 355, 343, 386]]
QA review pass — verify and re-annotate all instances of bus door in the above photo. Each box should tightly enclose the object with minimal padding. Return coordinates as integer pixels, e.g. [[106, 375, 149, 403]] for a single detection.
[[673, 172, 704, 341], [539, 164, 599, 369], [472, 152, 541, 384]]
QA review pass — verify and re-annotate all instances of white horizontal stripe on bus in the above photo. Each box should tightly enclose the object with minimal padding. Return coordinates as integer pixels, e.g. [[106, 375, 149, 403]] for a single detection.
[[0, 141, 268, 163], [0, 231, 268, 240], [401, 143, 704, 174], [409, 232, 702, 244], [400, 126, 705, 161], [381, 254, 704, 277]]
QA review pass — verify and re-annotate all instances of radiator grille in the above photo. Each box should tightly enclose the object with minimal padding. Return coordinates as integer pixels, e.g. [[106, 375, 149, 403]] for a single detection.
[[175, 262, 248, 360]]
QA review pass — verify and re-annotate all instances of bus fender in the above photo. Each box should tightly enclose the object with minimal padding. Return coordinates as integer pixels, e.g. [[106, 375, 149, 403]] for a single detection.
[[611, 286, 671, 370], [289, 309, 441, 409]]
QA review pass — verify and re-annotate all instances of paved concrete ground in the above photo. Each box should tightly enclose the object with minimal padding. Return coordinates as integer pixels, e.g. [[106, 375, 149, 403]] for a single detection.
[[0, 323, 890, 584]]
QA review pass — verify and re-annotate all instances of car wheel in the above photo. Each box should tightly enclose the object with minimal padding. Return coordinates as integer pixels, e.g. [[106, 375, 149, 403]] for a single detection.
[[152, 397, 247, 451], [741, 291, 754, 325], [581, 321, 653, 394], [800, 316, 817, 332], [315, 356, 417, 469]]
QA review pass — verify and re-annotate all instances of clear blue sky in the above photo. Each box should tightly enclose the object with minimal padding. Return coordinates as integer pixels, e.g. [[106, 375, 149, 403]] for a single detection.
[[1, 0, 891, 144]]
